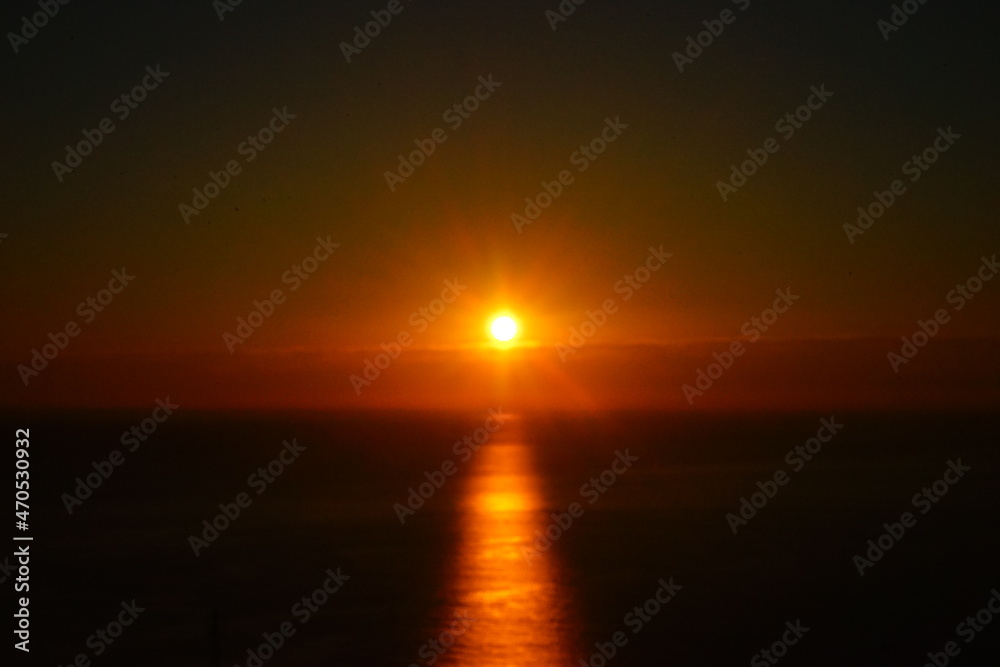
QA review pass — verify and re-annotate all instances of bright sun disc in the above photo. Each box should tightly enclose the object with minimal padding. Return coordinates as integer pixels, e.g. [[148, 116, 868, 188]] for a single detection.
[[491, 316, 517, 341]]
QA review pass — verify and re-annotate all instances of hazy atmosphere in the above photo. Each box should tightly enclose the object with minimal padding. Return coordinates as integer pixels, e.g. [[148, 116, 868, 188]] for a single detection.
[[4, 0, 998, 410], [3, 1, 998, 666]]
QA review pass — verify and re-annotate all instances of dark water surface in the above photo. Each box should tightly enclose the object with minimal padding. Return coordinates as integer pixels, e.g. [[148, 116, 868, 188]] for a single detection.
[[9, 409, 999, 666]]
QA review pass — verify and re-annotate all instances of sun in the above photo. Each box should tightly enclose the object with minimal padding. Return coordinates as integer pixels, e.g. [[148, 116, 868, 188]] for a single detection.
[[490, 316, 518, 342]]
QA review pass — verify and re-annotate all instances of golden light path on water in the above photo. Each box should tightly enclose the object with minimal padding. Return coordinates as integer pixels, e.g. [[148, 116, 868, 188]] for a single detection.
[[435, 414, 579, 666]]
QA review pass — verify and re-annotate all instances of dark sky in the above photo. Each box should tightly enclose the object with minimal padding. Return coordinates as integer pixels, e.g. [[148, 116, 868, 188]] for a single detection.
[[2, 0, 998, 409]]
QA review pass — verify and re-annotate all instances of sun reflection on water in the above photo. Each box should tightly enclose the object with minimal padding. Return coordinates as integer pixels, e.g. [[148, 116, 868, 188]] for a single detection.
[[435, 417, 578, 666]]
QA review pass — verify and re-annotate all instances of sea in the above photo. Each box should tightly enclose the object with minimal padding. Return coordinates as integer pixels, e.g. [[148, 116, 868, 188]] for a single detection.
[[9, 409, 999, 666]]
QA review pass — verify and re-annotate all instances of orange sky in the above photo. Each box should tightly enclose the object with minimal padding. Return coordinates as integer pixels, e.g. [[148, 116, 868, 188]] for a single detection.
[[3, 0, 998, 412]]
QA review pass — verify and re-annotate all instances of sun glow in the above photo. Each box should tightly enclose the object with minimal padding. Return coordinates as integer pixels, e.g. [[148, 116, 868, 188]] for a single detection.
[[490, 316, 518, 342]]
